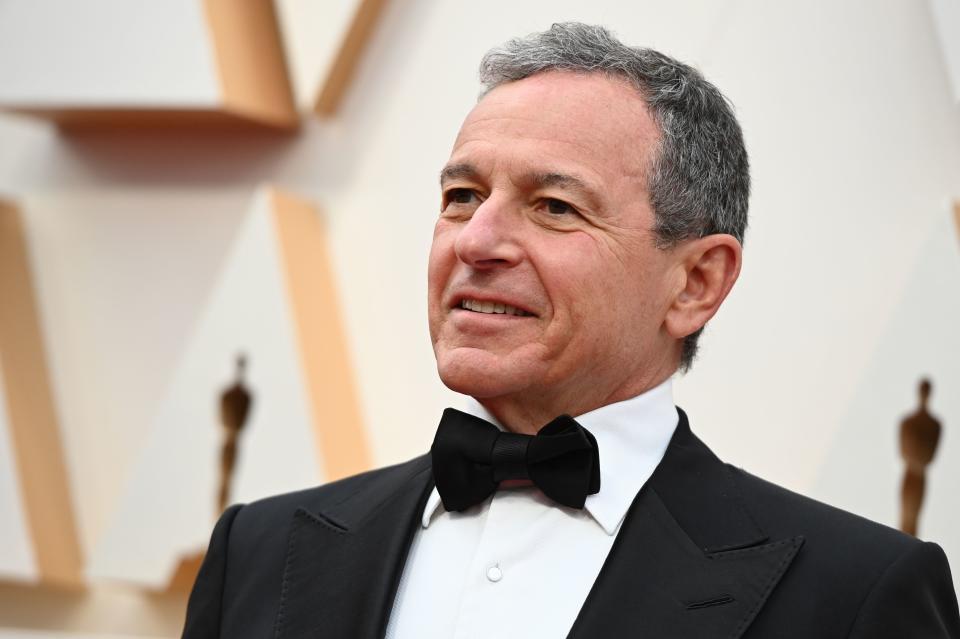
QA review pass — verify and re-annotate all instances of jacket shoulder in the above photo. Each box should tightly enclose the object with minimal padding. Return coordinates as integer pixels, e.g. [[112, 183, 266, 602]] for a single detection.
[[731, 465, 916, 556], [201, 455, 431, 637], [235, 453, 431, 530], [730, 467, 960, 637]]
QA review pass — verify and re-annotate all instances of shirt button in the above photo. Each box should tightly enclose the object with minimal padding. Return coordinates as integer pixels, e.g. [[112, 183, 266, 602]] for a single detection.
[[486, 564, 503, 582]]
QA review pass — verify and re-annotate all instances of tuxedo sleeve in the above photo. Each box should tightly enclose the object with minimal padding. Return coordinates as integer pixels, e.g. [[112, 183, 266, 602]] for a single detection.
[[848, 541, 960, 638], [181, 503, 244, 639]]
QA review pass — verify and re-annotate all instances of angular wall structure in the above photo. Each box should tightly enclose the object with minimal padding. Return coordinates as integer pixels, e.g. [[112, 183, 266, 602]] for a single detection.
[[88, 187, 369, 589], [0, 200, 83, 587], [0, 0, 297, 130]]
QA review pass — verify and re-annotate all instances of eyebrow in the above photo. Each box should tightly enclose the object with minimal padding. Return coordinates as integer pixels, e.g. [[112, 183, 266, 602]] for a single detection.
[[533, 171, 590, 192], [441, 165, 592, 191], [439, 163, 477, 186], [531, 171, 602, 210], [438, 164, 602, 210]]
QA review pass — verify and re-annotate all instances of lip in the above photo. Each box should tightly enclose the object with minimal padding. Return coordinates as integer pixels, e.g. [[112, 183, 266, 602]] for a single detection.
[[448, 307, 533, 337], [450, 308, 529, 322], [449, 291, 538, 317]]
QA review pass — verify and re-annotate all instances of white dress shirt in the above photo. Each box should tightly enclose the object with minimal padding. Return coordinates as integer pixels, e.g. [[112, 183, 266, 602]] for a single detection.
[[385, 379, 679, 639]]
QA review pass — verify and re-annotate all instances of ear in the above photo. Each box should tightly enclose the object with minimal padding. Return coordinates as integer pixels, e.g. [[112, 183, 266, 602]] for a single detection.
[[664, 234, 742, 341]]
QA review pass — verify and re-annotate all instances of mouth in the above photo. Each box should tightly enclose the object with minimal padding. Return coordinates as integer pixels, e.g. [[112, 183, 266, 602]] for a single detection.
[[456, 298, 535, 317]]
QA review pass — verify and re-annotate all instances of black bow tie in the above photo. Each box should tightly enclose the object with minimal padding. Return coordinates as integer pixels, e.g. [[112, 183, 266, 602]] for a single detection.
[[430, 408, 601, 512]]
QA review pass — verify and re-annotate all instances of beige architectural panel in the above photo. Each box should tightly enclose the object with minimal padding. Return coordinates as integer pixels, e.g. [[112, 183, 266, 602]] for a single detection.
[[0, 201, 83, 588], [271, 188, 372, 480], [314, 0, 389, 117], [165, 552, 204, 595], [203, 0, 298, 129], [0, 580, 186, 637], [2, 0, 297, 131]]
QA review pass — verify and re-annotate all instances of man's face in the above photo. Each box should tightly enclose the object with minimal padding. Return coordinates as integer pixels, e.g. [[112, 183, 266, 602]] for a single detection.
[[428, 71, 681, 425]]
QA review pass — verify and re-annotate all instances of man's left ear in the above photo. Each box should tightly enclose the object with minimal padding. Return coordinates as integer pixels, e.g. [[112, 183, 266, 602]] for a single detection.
[[664, 234, 742, 340]]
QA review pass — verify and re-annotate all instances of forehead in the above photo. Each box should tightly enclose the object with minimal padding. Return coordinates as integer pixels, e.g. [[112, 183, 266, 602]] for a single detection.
[[451, 71, 659, 183]]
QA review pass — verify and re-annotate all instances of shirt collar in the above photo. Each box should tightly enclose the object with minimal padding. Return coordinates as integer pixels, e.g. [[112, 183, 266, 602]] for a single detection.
[[421, 378, 678, 536]]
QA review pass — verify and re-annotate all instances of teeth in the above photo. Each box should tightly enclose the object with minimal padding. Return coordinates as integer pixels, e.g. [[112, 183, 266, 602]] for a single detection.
[[459, 299, 531, 316]]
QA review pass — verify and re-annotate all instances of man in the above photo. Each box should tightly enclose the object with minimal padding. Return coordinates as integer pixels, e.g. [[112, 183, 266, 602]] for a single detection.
[[182, 23, 960, 638]]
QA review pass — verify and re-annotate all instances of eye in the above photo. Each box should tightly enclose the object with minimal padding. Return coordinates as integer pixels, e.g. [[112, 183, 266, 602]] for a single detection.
[[443, 188, 479, 209], [543, 198, 577, 216]]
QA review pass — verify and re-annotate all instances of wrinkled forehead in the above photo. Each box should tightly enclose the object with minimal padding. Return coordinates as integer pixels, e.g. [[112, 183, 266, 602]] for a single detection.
[[452, 71, 659, 179]]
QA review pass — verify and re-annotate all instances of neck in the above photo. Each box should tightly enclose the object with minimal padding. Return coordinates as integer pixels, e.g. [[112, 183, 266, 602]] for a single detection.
[[478, 369, 676, 434]]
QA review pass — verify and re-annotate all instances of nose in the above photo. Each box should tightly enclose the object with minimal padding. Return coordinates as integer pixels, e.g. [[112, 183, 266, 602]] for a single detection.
[[453, 197, 523, 269]]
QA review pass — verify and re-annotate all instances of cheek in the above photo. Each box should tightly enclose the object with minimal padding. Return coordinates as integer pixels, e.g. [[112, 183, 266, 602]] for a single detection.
[[542, 236, 664, 353], [427, 225, 457, 298], [426, 243, 450, 342], [540, 234, 624, 316]]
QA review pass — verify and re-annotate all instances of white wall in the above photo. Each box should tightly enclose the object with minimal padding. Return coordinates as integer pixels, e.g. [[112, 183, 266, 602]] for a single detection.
[[86, 189, 324, 589], [930, 0, 960, 102], [0, 0, 958, 634], [0, 1, 218, 106], [275, 0, 360, 110]]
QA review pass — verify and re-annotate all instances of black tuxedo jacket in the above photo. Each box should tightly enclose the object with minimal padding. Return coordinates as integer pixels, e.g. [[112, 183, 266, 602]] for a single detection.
[[182, 410, 960, 638]]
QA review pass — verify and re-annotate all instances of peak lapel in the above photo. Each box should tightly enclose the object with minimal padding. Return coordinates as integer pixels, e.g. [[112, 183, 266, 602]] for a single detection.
[[273, 455, 433, 639], [568, 411, 804, 639]]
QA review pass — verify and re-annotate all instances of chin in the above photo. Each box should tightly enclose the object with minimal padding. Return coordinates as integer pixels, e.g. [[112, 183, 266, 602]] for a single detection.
[[435, 349, 527, 399]]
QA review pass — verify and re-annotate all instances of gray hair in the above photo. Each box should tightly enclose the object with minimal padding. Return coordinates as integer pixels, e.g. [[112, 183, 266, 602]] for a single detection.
[[478, 22, 750, 371]]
